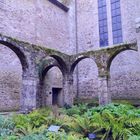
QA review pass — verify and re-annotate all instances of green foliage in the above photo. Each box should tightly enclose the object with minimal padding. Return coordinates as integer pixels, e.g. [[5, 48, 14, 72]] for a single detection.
[[28, 108, 53, 128], [62, 104, 88, 116], [61, 103, 140, 140], [0, 116, 15, 137], [74, 98, 99, 107], [0, 103, 140, 140], [0, 135, 18, 140], [20, 133, 46, 140], [128, 135, 140, 140], [12, 108, 54, 137], [13, 107, 52, 129], [66, 114, 92, 136], [44, 131, 88, 140]]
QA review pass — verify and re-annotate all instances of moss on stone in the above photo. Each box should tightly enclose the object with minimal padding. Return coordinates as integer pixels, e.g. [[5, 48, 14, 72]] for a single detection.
[[112, 99, 140, 106]]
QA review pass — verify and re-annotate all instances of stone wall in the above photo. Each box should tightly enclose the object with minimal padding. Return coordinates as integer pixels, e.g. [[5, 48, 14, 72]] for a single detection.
[[0, 0, 76, 54], [73, 58, 99, 100], [0, 0, 75, 111], [0, 0, 140, 110], [109, 50, 140, 100], [121, 0, 140, 43], [108, 0, 140, 101], [76, 0, 99, 52], [0, 45, 22, 111], [75, 0, 100, 102], [75, 0, 140, 103]]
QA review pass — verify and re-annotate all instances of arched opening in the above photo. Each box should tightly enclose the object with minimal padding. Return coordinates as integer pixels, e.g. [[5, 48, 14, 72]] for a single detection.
[[41, 66, 63, 107], [49, 54, 68, 74], [0, 44, 22, 111], [0, 41, 28, 71], [72, 57, 99, 105], [109, 50, 140, 105]]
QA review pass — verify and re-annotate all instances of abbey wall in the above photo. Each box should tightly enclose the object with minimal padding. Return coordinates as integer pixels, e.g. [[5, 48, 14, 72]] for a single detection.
[[0, 0, 140, 111], [76, 0, 140, 102], [0, 0, 76, 111]]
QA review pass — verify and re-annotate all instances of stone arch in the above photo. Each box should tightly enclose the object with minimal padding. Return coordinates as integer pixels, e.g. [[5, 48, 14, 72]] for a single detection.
[[39, 57, 61, 80], [109, 50, 140, 103], [39, 56, 66, 81], [49, 54, 68, 74], [70, 55, 98, 74], [0, 40, 32, 111], [0, 44, 24, 111], [71, 56, 99, 104], [107, 48, 137, 73], [39, 56, 65, 106], [0, 40, 28, 71], [39, 63, 63, 107]]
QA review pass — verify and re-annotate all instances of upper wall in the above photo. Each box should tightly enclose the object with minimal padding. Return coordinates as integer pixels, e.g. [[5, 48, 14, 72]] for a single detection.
[[0, 0, 76, 54], [1, 0, 140, 54], [121, 0, 140, 43], [76, 0, 140, 52], [76, 0, 99, 53]]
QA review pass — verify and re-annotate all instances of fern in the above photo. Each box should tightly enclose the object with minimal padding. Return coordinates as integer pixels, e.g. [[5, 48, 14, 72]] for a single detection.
[[128, 135, 140, 140]]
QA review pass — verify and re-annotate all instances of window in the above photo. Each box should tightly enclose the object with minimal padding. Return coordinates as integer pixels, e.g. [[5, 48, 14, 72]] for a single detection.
[[98, 0, 109, 47], [111, 0, 123, 44]]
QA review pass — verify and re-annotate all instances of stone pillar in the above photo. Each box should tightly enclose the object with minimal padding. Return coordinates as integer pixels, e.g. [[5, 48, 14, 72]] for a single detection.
[[20, 76, 39, 112], [98, 76, 111, 106], [63, 74, 74, 106]]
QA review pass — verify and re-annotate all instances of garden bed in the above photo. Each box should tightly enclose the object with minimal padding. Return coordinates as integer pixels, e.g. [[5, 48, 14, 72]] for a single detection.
[[0, 103, 140, 140]]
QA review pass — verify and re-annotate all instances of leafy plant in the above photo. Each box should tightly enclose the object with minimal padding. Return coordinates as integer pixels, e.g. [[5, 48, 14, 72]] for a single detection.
[[62, 103, 140, 140], [0, 116, 15, 137], [0, 103, 139, 140], [62, 104, 88, 116], [128, 135, 140, 140]]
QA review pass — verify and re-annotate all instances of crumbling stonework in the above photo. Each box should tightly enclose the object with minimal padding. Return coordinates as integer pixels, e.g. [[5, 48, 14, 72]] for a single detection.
[[0, 34, 138, 111]]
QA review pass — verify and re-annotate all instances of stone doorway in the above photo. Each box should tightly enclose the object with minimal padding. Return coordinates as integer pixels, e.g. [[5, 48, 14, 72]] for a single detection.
[[52, 87, 62, 106]]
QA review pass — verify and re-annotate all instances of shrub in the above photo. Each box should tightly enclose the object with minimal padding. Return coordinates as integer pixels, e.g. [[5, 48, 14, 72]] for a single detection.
[[62, 104, 88, 116]]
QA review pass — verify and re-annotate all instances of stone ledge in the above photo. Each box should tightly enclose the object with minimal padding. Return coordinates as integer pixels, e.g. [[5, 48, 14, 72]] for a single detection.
[[48, 0, 69, 12]]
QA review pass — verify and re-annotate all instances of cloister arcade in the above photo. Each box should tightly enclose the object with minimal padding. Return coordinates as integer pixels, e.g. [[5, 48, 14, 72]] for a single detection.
[[0, 33, 138, 111]]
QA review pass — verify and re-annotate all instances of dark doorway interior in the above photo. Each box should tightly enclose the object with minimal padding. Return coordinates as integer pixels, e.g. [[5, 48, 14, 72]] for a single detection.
[[52, 88, 62, 105]]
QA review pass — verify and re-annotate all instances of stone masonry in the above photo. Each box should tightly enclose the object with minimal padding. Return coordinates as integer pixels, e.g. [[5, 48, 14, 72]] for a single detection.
[[0, 33, 138, 111], [0, 0, 140, 111]]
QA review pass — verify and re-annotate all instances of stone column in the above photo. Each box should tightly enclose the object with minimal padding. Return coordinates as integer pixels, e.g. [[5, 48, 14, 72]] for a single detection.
[[63, 74, 74, 107], [98, 76, 111, 106], [20, 76, 39, 112]]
